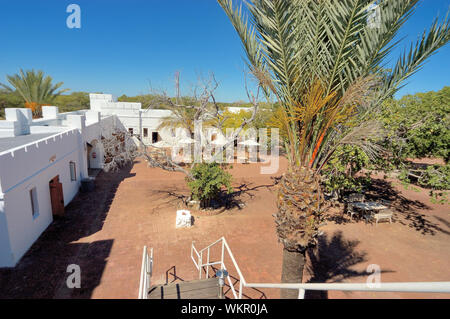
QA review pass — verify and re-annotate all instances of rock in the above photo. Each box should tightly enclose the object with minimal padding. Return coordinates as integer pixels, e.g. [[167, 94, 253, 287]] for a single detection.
[[176, 210, 192, 228]]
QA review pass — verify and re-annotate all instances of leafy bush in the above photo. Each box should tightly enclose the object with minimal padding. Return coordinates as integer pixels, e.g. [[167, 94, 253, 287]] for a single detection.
[[399, 163, 450, 204], [321, 145, 372, 199], [187, 163, 233, 208], [381, 87, 450, 162]]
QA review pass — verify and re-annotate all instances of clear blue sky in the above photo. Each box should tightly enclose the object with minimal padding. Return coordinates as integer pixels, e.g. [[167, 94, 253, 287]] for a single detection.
[[0, 0, 449, 102]]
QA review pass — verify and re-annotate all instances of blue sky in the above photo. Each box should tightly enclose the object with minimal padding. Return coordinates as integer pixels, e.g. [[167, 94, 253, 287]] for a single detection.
[[0, 0, 449, 102]]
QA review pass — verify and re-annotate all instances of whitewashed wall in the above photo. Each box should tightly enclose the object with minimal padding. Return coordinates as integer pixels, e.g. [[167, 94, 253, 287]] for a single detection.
[[0, 129, 84, 267]]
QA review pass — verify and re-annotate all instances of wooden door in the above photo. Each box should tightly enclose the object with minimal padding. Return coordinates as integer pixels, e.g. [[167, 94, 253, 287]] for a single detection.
[[49, 176, 64, 217]]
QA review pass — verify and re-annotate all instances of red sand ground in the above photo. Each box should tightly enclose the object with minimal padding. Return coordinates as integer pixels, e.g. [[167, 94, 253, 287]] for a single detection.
[[0, 157, 449, 299]]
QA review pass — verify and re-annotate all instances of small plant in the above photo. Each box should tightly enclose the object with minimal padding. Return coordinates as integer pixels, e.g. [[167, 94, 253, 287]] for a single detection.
[[187, 163, 233, 208]]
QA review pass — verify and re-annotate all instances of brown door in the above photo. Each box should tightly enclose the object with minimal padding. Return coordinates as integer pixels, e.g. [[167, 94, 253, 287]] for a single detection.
[[49, 176, 64, 217]]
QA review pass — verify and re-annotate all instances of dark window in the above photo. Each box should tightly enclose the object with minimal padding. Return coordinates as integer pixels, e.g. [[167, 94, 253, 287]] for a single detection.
[[69, 162, 77, 181], [128, 128, 134, 135], [30, 187, 39, 218], [152, 132, 159, 143], [143, 128, 148, 138]]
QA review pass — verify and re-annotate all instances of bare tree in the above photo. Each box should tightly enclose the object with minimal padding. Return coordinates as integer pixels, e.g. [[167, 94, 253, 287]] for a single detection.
[[135, 72, 261, 179], [101, 128, 138, 172]]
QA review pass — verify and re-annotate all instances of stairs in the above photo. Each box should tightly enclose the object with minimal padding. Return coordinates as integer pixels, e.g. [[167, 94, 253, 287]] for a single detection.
[[147, 277, 222, 299]]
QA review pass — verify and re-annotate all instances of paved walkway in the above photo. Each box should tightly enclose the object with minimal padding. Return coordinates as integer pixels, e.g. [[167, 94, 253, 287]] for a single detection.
[[0, 158, 449, 299]]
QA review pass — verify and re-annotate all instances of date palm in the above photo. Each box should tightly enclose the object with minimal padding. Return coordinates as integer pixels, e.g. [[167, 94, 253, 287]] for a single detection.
[[218, 0, 449, 298], [1, 69, 69, 115]]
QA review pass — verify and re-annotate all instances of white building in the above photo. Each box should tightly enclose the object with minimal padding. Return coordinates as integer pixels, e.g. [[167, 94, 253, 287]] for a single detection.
[[0, 104, 115, 267], [0, 93, 234, 267]]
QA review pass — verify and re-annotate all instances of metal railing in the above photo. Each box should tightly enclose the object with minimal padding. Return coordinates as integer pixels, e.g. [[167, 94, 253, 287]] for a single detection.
[[138, 246, 153, 299], [191, 237, 450, 299]]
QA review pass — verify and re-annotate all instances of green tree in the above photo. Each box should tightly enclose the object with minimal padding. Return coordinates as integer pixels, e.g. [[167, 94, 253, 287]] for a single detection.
[[219, 0, 450, 298], [382, 86, 450, 162], [0, 69, 69, 115], [187, 163, 233, 208]]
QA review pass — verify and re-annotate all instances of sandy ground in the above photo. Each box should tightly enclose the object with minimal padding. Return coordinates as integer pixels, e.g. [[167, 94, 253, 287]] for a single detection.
[[0, 156, 449, 299]]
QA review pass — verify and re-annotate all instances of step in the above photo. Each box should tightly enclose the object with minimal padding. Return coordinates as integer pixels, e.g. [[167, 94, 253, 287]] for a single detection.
[[148, 277, 221, 299]]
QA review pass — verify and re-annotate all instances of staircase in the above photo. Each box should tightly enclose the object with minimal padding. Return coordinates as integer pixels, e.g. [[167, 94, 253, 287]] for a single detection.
[[139, 238, 450, 299], [147, 278, 221, 299]]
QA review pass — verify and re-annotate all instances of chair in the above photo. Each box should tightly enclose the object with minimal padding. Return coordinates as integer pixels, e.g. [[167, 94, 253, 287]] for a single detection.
[[372, 199, 393, 225], [373, 210, 393, 225], [345, 193, 365, 220]]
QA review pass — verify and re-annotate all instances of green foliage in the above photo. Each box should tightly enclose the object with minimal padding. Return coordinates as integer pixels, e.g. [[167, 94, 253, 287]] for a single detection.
[[0, 89, 24, 118], [187, 163, 233, 208], [220, 109, 252, 131], [118, 94, 172, 109], [0, 69, 69, 105], [53, 92, 90, 112], [399, 163, 450, 204], [381, 86, 450, 162], [321, 145, 372, 197]]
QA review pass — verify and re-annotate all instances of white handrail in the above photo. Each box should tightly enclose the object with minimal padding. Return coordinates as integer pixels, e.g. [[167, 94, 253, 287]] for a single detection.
[[191, 238, 450, 299], [138, 246, 153, 299], [245, 281, 450, 293]]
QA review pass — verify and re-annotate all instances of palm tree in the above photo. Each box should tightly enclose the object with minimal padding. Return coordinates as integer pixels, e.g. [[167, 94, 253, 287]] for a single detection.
[[1, 69, 69, 115], [218, 0, 449, 298]]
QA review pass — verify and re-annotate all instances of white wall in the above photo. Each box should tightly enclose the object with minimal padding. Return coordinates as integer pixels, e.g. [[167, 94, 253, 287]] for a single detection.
[[0, 129, 84, 267]]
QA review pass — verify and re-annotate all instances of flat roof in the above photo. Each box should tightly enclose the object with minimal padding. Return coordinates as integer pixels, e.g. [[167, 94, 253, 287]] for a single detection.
[[0, 133, 56, 153]]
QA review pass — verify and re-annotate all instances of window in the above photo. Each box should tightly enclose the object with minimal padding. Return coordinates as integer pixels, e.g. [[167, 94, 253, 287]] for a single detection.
[[171, 128, 175, 137], [152, 132, 159, 143], [29, 187, 39, 219], [128, 128, 134, 135], [143, 128, 148, 138], [69, 161, 77, 181]]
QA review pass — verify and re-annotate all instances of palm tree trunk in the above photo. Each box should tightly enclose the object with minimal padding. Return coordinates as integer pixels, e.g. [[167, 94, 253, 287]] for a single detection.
[[280, 248, 306, 299]]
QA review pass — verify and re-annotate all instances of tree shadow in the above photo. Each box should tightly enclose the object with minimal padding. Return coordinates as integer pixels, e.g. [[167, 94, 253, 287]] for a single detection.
[[324, 178, 449, 236], [150, 181, 277, 212], [0, 162, 136, 299], [304, 231, 394, 299], [367, 179, 448, 236]]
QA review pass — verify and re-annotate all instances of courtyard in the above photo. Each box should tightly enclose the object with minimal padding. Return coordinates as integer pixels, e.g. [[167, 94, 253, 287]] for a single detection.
[[0, 157, 449, 299]]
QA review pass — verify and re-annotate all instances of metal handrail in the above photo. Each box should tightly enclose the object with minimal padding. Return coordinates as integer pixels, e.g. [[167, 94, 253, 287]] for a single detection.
[[191, 238, 450, 299], [245, 281, 450, 293], [138, 246, 153, 299]]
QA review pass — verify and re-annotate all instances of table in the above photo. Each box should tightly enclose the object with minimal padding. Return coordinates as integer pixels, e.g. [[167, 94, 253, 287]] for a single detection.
[[351, 201, 387, 222]]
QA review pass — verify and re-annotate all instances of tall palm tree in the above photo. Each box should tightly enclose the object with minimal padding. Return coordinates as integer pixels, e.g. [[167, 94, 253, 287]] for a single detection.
[[218, 0, 449, 298], [1, 69, 69, 115]]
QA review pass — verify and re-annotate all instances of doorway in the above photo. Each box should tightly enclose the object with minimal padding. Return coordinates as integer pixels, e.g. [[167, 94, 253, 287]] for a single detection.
[[49, 175, 64, 217], [86, 142, 93, 169]]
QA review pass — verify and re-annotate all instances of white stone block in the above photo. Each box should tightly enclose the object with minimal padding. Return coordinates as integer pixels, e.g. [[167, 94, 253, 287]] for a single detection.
[[176, 210, 192, 228], [42, 106, 59, 119]]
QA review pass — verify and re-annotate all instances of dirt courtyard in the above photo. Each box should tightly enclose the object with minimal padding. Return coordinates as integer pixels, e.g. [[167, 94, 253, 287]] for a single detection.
[[0, 157, 449, 299]]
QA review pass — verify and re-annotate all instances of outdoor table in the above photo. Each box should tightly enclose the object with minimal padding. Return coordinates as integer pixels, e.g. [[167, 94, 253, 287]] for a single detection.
[[351, 201, 387, 222]]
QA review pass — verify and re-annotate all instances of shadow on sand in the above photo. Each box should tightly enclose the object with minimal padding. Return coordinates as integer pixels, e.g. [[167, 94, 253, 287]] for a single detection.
[[325, 178, 449, 236], [0, 163, 136, 299], [305, 231, 394, 299]]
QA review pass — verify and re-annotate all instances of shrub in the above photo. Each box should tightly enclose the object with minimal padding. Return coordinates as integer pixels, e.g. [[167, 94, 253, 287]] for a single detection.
[[321, 145, 372, 199], [187, 163, 233, 208]]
